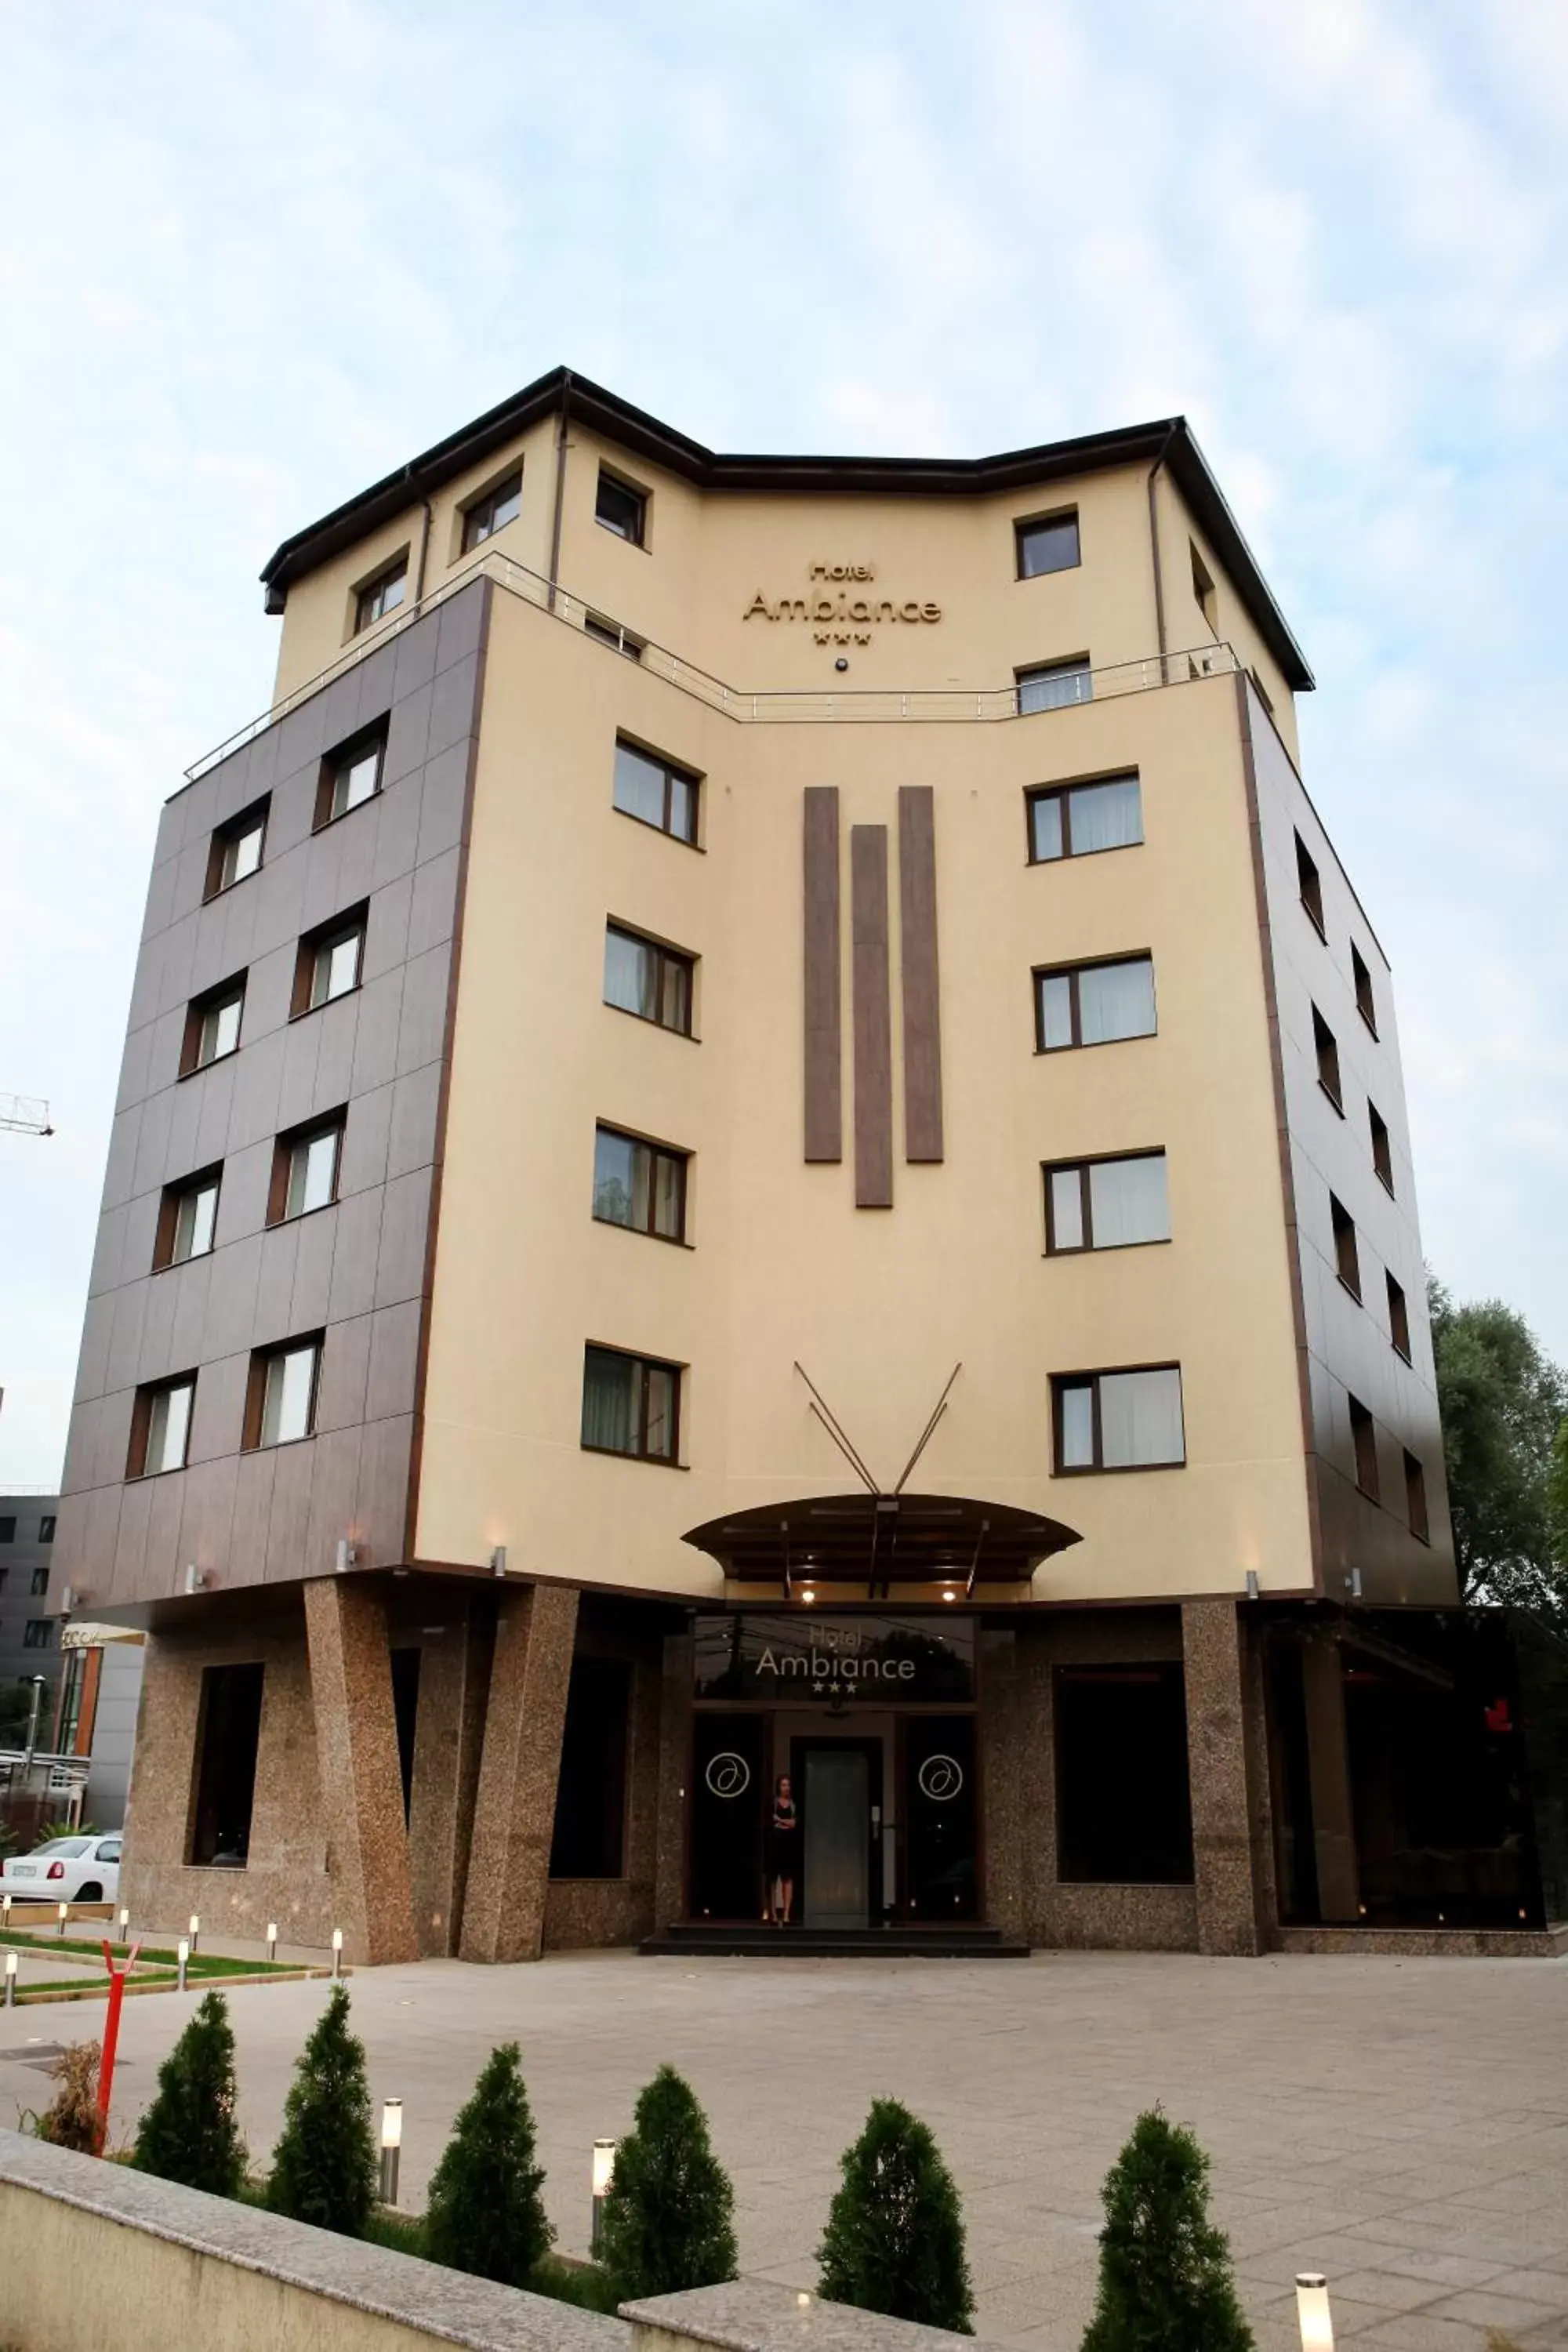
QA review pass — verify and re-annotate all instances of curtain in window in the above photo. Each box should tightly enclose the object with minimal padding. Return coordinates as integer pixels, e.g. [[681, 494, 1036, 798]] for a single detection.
[[1058, 1382, 1094, 1467], [1050, 1168, 1085, 1248], [1018, 662, 1091, 715], [652, 1154, 683, 1239], [1069, 777, 1142, 853], [1030, 797, 1065, 861], [593, 1129, 636, 1225], [643, 1364, 677, 1459], [1078, 957, 1155, 1044], [1099, 1369, 1184, 1466], [1038, 973, 1074, 1048], [613, 743, 666, 828], [583, 1348, 634, 1452], [1089, 1155, 1169, 1247], [604, 930, 653, 1018]]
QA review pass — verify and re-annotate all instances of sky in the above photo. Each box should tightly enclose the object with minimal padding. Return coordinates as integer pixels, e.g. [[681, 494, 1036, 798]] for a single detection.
[[1, 0, 1566, 1484]]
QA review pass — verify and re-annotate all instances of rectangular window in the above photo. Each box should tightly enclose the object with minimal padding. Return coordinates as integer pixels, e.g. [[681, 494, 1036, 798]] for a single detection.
[[550, 1657, 631, 1878], [30, 1565, 49, 1595], [1015, 510, 1080, 579], [245, 1337, 322, 1450], [1017, 657, 1092, 715], [1349, 1393, 1379, 1499], [181, 978, 245, 1075], [354, 558, 407, 633], [38, 1517, 55, 1543], [1404, 1450, 1429, 1543], [581, 1344, 681, 1464], [292, 905, 368, 1016], [0, 1518, 13, 1542], [612, 738, 699, 846], [129, 1374, 196, 1478], [1352, 942, 1378, 1035], [460, 469, 522, 553], [154, 1166, 222, 1270], [1035, 955, 1156, 1051], [585, 612, 644, 661], [1045, 1152, 1169, 1253], [595, 469, 648, 545], [604, 924, 694, 1036], [315, 726, 387, 828], [23, 1621, 52, 1650], [1330, 1193, 1361, 1298], [1295, 833, 1325, 935], [188, 1661, 264, 1867], [1190, 542, 1218, 633], [1249, 666, 1276, 718], [1052, 1367, 1185, 1472], [1027, 773, 1142, 862], [1055, 1665, 1194, 1883], [1312, 1005, 1342, 1109], [0, 1567, 9, 1590], [1369, 1101, 1394, 1192], [205, 799, 269, 899], [270, 1112, 345, 1224], [593, 1124, 688, 1242], [1387, 1271, 1411, 1361]]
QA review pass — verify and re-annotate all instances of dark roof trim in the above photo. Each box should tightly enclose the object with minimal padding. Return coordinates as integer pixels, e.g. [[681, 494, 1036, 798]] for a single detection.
[[260, 365, 1312, 689]]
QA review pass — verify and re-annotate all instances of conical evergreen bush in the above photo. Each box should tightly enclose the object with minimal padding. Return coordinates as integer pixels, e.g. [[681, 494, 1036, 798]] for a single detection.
[[1081, 2108, 1253, 2352], [423, 2042, 553, 2286], [132, 1988, 246, 2194], [598, 2063, 738, 2297], [265, 1983, 377, 2236], [817, 2096, 974, 2333]]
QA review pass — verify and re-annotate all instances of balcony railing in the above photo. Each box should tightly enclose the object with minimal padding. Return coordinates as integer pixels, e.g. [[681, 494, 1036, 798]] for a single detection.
[[185, 543, 1242, 782]]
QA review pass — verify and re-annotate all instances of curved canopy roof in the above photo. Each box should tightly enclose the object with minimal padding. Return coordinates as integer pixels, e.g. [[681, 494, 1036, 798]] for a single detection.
[[683, 1490, 1081, 1592]]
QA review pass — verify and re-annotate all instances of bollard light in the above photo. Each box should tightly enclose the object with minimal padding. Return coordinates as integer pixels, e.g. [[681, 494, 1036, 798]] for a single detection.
[[266, 1922, 278, 1965], [332, 1927, 343, 1978], [590, 2139, 617, 2254], [176, 1936, 190, 1993], [3, 1893, 11, 1928], [1296, 2274, 1334, 2352], [118, 1906, 130, 1944], [4, 1952, 16, 2009], [57, 1901, 68, 1936], [379, 2099, 403, 2206], [188, 1914, 201, 1955]]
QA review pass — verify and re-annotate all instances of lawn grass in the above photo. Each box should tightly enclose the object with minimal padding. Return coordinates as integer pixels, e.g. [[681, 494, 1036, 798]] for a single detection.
[[0, 1929, 299, 1976], [232, 2179, 619, 2307]]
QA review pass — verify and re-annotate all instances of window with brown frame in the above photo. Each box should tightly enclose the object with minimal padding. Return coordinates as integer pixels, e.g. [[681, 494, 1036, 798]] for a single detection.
[[354, 557, 407, 633], [268, 1111, 346, 1225], [1026, 772, 1142, 862], [1330, 1193, 1361, 1298], [205, 799, 269, 899], [586, 613, 644, 661], [1044, 1151, 1169, 1252], [1014, 510, 1080, 578], [1312, 1005, 1342, 1109], [593, 1123, 688, 1243], [292, 904, 368, 1018], [1352, 941, 1378, 1035], [460, 469, 521, 553], [243, 1335, 323, 1450], [1189, 542, 1218, 634], [128, 1373, 197, 1478], [1016, 656, 1092, 714], [314, 724, 387, 829], [180, 976, 245, 1076], [595, 468, 648, 546], [612, 738, 699, 845], [30, 1565, 49, 1595], [581, 1344, 681, 1464], [188, 1661, 264, 1867], [1349, 1393, 1379, 1499], [1369, 1100, 1394, 1192], [1051, 1366, 1185, 1472], [38, 1517, 55, 1543], [153, 1165, 223, 1271], [1387, 1270, 1411, 1360], [1295, 832, 1325, 935], [23, 1621, 52, 1650], [1035, 954, 1156, 1051], [604, 923, 694, 1036], [1404, 1450, 1429, 1542]]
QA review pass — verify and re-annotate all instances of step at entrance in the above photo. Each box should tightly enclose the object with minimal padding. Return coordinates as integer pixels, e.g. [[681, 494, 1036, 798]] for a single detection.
[[639, 1922, 1029, 1959]]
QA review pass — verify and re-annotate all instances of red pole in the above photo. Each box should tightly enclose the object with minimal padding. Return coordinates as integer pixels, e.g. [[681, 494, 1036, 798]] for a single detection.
[[96, 1939, 139, 2153]]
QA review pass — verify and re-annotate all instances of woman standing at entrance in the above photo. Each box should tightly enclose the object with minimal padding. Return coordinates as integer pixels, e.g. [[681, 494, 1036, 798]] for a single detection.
[[767, 1773, 798, 1925]]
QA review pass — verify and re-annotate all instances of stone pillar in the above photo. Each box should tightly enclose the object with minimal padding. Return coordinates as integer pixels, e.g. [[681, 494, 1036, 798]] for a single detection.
[[652, 1632, 693, 1932], [1018, 1624, 1058, 1944], [459, 1582, 579, 1963], [1301, 1635, 1359, 1922], [1181, 1598, 1263, 1956], [303, 1578, 419, 1965], [979, 1628, 1025, 1937], [406, 1602, 493, 1956]]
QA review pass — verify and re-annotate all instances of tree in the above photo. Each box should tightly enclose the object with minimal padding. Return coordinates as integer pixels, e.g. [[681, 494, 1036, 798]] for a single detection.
[[597, 2064, 737, 2298], [1081, 2109, 1251, 2352], [423, 2043, 553, 2286], [1429, 1278, 1568, 1612], [132, 1988, 247, 2196], [265, 1984, 377, 2236], [817, 2097, 974, 2335]]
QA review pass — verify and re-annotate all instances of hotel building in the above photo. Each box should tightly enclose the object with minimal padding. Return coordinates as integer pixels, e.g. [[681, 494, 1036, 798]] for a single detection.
[[49, 368, 1546, 1962]]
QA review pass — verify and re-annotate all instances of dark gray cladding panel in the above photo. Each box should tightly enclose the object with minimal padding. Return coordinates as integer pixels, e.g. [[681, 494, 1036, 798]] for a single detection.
[[898, 786, 943, 1163], [851, 824, 893, 1210], [802, 786, 842, 1163]]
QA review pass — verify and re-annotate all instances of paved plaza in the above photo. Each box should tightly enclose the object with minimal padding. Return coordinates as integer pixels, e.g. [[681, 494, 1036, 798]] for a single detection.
[[2, 1949, 1565, 2352]]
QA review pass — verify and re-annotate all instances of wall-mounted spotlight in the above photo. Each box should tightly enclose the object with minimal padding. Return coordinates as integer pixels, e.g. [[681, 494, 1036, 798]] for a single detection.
[[491, 1545, 508, 1577], [60, 1584, 74, 1613], [183, 1563, 209, 1595], [336, 1538, 358, 1575], [1245, 1570, 1261, 1600], [1345, 1567, 1363, 1600]]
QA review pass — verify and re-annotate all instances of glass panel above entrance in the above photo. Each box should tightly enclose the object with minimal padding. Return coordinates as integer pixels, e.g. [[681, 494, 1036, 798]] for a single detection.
[[695, 1612, 976, 1706]]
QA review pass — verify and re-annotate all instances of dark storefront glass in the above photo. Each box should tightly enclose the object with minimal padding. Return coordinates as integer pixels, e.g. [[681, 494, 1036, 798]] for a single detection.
[[903, 1715, 978, 1920], [550, 1657, 631, 1878], [690, 1712, 767, 1920], [1055, 1664, 1195, 1883]]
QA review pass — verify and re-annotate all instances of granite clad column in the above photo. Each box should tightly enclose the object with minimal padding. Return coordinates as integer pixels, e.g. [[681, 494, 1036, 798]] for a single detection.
[[303, 1579, 419, 1965], [459, 1583, 579, 1963], [1181, 1598, 1264, 1956]]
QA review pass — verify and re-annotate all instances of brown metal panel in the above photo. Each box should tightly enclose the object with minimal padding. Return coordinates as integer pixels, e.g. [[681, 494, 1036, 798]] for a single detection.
[[898, 786, 944, 1163], [802, 786, 843, 1163], [851, 824, 894, 1208]]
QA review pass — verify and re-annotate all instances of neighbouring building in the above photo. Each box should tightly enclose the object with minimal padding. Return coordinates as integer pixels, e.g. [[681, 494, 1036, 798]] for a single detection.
[[0, 1494, 61, 1739], [49, 369, 1555, 1963]]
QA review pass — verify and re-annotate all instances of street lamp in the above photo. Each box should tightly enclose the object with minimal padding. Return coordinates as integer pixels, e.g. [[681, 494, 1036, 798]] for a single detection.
[[188, 1914, 201, 1955], [176, 1937, 190, 1993], [379, 2100, 403, 2206], [332, 1927, 343, 1978], [1296, 2274, 1334, 2352], [23, 1674, 47, 1766], [4, 1952, 16, 2009], [266, 1921, 278, 1964], [591, 2140, 616, 2253]]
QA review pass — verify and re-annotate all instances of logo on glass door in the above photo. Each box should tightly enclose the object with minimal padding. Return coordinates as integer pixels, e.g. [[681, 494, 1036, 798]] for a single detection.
[[917, 1754, 964, 1803], [705, 1752, 752, 1798]]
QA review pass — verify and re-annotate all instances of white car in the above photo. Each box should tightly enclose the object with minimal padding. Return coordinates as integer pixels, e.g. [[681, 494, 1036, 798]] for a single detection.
[[0, 1835, 122, 1905]]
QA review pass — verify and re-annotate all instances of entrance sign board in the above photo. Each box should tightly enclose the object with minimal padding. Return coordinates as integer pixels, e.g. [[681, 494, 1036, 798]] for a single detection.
[[695, 1613, 975, 1705]]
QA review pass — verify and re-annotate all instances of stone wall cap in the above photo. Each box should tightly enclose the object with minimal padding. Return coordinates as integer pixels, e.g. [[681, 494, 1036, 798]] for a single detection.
[[622, 2280, 1003, 2352], [0, 2125, 627, 2352]]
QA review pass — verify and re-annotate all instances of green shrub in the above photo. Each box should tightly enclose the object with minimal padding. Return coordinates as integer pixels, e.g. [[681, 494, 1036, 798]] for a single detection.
[[132, 1989, 246, 2195], [265, 1984, 377, 2236], [817, 2097, 973, 2333], [598, 2064, 738, 2297], [423, 2043, 553, 2286], [1081, 2109, 1252, 2352]]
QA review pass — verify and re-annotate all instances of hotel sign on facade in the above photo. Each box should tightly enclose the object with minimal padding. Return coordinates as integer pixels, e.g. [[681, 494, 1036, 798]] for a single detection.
[[743, 561, 942, 646], [694, 1613, 976, 1705]]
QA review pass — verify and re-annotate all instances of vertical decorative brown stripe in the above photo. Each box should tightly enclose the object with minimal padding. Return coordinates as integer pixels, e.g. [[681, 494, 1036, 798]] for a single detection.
[[898, 786, 943, 1162], [802, 786, 842, 1163], [851, 824, 894, 1208]]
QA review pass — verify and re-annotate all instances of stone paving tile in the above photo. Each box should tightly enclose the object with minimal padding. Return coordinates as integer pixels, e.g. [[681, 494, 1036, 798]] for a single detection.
[[1356, 2315, 1494, 2351], [1428, 2289, 1568, 2332], [1369, 2249, 1514, 2291]]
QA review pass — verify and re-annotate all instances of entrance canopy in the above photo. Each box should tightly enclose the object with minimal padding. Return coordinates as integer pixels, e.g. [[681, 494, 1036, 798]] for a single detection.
[[683, 1491, 1080, 1595]]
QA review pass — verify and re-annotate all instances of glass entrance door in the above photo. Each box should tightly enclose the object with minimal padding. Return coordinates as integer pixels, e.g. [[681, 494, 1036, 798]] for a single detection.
[[801, 1745, 872, 1927]]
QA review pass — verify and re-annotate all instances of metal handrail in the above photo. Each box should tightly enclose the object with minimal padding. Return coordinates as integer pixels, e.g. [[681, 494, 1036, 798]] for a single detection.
[[183, 541, 1241, 782]]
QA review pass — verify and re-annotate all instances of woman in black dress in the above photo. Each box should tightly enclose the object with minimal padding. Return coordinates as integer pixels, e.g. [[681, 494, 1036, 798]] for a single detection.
[[767, 1773, 798, 1925]]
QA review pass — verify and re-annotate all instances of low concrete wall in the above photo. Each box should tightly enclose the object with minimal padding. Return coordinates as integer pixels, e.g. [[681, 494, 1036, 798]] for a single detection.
[[626, 2279, 1001, 2352]]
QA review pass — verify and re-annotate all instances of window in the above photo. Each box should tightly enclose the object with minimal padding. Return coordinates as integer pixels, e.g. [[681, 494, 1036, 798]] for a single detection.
[[1027, 773, 1142, 862], [0, 1517, 15, 1543], [270, 1112, 345, 1224], [1387, 1272, 1411, 1361], [1330, 1194, 1360, 1298], [595, 469, 647, 545], [181, 978, 245, 1075], [205, 799, 269, 898], [460, 469, 521, 554], [154, 1166, 222, 1271], [1295, 833, 1325, 935], [582, 1345, 680, 1464], [550, 1657, 631, 1878], [354, 558, 406, 633], [593, 1124, 688, 1242], [1190, 542, 1218, 633], [315, 727, 386, 828], [1035, 955, 1156, 1051], [612, 739, 699, 845], [293, 905, 367, 1016], [1015, 510, 1080, 579], [1017, 657, 1092, 715], [1312, 1006, 1342, 1109], [23, 1621, 52, 1650], [1052, 1367, 1185, 1472], [1349, 1393, 1379, 1499], [188, 1661, 263, 1867], [30, 1566, 49, 1595], [1045, 1152, 1169, 1252], [604, 924, 694, 1036], [1249, 666, 1276, 718], [245, 1337, 322, 1450], [1369, 1101, 1394, 1192], [1055, 1665, 1194, 1883], [1352, 942, 1378, 1035], [1405, 1450, 1429, 1543], [0, 1568, 8, 1591], [129, 1374, 195, 1478], [38, 1517, 55, 1543], [585, 613, 644, 661]]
